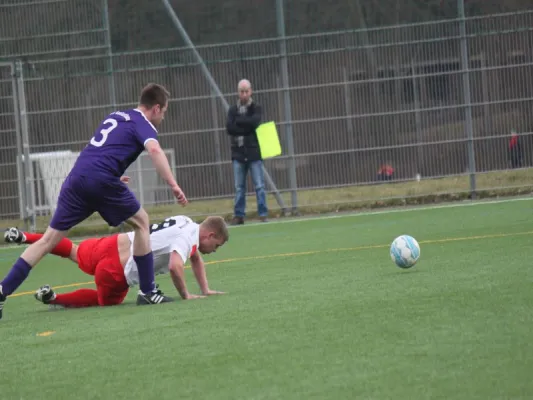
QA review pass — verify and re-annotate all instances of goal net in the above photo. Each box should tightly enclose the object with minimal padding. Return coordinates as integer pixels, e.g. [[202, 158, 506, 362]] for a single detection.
[[19, 149, 177, 218]]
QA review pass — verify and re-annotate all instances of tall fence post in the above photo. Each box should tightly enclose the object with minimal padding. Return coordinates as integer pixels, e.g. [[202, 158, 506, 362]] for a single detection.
[[458, 0, 477, 199], [14, 60, 36, 232], [102, 0, 116, 111], [342, 68, 354, 140], [480, 52, 492, 134], [276, 0, 299, 215], [9, 61, 28, 231], [211, 89, 224, 186], [411, 61, 423, 177], [342, 67, 358, 179]]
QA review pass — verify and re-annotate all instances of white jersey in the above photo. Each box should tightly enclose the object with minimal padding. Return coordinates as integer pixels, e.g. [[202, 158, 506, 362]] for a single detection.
[[123, 215, 200, 286]]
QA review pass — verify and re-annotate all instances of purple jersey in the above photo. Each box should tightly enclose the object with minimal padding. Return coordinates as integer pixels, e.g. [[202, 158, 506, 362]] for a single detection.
[[71, 109, 158, 178]]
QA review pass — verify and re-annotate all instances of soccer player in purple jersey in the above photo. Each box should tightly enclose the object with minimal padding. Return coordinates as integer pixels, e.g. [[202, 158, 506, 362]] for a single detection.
[[0, 83, 188, 319]]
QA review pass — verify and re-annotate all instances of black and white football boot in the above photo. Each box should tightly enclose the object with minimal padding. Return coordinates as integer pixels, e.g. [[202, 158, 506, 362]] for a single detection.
[[35, 285, 64, 310], [34, 285, 57, 304], [4, 227, 26, 244], [136, 285, 174, 305]]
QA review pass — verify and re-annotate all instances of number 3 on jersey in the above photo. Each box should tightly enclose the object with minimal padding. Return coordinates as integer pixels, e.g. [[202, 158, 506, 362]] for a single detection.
[[90, 118, 118, 147]]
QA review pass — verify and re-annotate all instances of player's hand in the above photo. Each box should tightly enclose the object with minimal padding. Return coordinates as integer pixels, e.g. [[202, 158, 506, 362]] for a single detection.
[[184, 293, 205, 300], [203, 289, 226, 296], [120, 176, 131, 184], [171, 184, 188, 206]]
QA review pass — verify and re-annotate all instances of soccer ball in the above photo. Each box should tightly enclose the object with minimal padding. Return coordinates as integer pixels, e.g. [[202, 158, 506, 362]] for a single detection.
[[390, 235, 420, 269]]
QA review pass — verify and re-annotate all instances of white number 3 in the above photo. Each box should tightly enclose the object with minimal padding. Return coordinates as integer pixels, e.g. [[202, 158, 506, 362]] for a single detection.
[[90, 118, 118, 147]]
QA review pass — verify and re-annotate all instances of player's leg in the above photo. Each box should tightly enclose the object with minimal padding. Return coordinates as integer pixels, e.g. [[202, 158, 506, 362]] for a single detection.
[[38, 272, 129, 308], [0, 226, 67, 319], [250, 160, 268, 221], [4, 227, 77, 262], [0, 175, 93, 319], [124, 209, 173, 305], [125, 207, 151, 280], [232, 159, 248, 224], [34, 236, 118, 308], [12, 227, 66, 266], [97, 181, 172, 305], [94, 260, 130, 306], [35, 285, 99, 308]]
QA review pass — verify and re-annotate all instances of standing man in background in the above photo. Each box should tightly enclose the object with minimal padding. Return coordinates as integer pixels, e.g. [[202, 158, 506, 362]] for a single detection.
[[226, 79, 268, 225]]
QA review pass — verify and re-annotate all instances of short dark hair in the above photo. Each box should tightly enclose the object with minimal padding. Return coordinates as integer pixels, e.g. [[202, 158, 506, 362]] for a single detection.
[[139, 83, 170, 108]]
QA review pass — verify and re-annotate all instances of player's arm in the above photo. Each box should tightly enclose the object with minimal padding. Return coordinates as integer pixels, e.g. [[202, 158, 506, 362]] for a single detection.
[[190, 252, 225, 296], [134, 122, 186, 203], [145, 140, 187, 204], [10, 230, 78, 264], [168, 251, 203, 300], [145, 140, 178, 188]]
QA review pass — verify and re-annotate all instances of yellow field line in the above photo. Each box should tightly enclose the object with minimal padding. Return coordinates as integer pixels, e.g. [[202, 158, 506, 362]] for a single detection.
[[201, 230, 533, 265], [9, 230, 533, 299], [10, 281, 96, 298]]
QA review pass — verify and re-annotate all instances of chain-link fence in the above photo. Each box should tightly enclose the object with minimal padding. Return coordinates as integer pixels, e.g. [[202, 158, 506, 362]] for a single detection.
[[1, 0, 533, 231]]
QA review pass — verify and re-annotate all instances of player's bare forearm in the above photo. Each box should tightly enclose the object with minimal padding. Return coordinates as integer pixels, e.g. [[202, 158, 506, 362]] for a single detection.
[[169, 257, 189, 300], [190, 253, 209, 294], [190, 253, 225, 296], [168, 251, 204, 299], [145, 141, 178, 188], [150, 149, 178, 187]]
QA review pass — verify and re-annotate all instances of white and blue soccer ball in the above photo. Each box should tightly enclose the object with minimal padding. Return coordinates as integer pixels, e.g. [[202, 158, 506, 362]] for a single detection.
[[390, 235, 421, 269]]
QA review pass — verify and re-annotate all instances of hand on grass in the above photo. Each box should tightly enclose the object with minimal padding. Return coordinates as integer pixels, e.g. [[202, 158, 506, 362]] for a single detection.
[[185, 294, 206, 300], [203, 290, 226, 296]]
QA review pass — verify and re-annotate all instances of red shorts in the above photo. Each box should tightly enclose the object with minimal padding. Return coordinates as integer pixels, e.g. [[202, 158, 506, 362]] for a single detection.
[[77, 234, 129, 306]]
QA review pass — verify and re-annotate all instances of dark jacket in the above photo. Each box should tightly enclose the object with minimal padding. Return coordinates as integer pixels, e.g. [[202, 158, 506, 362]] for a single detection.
[[226, 102, 262, 163]]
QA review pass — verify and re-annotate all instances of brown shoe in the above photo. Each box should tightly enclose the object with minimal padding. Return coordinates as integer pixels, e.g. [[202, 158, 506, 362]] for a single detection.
[[231, 216, 244, 225]]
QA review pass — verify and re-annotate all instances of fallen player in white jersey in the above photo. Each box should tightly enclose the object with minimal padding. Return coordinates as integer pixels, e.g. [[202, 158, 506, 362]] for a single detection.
[[4, 215, 229, 307]]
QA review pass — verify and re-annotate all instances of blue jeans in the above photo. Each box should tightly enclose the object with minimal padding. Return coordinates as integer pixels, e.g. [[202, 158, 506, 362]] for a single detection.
[[233, 159, 268, 218]]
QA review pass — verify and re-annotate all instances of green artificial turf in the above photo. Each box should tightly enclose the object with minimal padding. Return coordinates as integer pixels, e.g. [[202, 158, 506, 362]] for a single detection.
[[0, 199, 532, 399]]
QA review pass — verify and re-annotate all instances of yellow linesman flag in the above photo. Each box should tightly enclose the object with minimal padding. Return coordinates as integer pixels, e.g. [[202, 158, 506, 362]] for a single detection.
[[256, 121, 282, 159]]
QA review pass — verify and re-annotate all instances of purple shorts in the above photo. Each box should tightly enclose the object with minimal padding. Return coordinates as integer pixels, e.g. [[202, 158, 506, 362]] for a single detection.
[[49, 174, 141, 231]]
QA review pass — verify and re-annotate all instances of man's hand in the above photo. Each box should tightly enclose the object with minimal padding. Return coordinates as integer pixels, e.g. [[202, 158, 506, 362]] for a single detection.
[[171, 184, 188, 206], [203, 289, 226, 296], [120, 176, 130, 184], [184, 293, 206, 300]]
